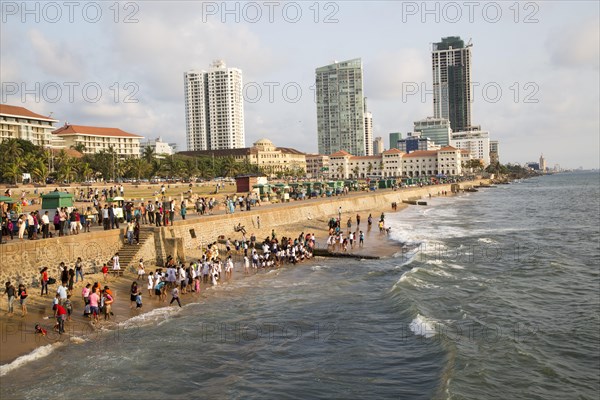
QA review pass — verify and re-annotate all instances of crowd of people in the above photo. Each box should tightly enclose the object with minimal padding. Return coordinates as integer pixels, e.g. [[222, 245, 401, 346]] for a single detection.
[[4, 228, 318, 337], [325, 212, 386, 251]]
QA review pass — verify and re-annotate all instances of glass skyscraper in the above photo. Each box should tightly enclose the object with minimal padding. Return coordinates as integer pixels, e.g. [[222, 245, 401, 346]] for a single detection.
[[432, 37, 472, 132], [316, 58, 366, 156]]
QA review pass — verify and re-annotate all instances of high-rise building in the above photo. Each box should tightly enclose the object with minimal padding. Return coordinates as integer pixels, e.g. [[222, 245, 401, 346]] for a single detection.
[[184, 60, 245, 151], [539, 154, 547, 172], [413, 117, 452, 146], [364, 100, 373, 156], [432, 36, 472, 132], [389, 132, 402, 149], [373, 137, 384, 155], [489, 140, 499, 164], [316, 58, 366, 156]]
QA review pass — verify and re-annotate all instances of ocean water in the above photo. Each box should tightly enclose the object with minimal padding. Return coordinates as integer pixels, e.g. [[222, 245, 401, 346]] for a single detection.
[[1, 172, 599, 399]]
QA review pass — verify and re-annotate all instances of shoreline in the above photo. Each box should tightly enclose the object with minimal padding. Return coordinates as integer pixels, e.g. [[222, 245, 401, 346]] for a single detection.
[[0, 199, 412, 369]]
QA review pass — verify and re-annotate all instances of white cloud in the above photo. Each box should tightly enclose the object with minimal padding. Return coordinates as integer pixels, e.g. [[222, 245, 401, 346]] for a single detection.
[[548, 17, 600, 70], [26, 29, 85, 79]]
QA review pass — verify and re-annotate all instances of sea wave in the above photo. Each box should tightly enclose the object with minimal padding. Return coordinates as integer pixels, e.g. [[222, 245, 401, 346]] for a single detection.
[[117, 305, 181, 329], [0, 342, 65, 377], [409, 314, 440, 338]]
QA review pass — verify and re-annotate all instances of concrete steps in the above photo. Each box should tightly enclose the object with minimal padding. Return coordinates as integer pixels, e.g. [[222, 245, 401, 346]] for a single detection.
[[117, 228, 154, 272]]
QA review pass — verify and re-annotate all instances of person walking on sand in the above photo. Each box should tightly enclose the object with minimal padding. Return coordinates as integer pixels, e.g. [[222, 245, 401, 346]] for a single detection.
[[367, 214, 373, 231], [359, 231, 364, 247], [170, 286, 182, 307], [356, 214, 361, 227], [256, 216, 260, 229], [130, 281, 140, 309], [18, 284, 28, 316], [112, 253, 120, 270], [137, 258, 145, 280], [75, 257, 84, 283], [102, 264, 109, 282], [147, 272, 154, 298], [88, 288, 100, 324]]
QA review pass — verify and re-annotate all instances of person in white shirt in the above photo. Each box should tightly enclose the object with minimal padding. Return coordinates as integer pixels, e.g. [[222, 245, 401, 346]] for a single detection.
[[112, 253, 120, 270], [147, 272, 154, 298], [243, 255, 250, 275], [41, 211, 50, 238]]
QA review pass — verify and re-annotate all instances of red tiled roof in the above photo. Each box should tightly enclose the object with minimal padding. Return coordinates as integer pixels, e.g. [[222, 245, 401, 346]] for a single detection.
[[404, 150, 438, 158], [277, 147, 305, 155], [351, 155, 380, 160], [329, 150, 352, 157], [53, 124, 142, 138], [439, 146, 458, 151], [383, 148, 403, 154], [0, 104, 58, 122]]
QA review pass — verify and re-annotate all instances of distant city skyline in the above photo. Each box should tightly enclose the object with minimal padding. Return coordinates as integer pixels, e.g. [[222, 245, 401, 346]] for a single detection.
[[1, 2, 598, 168]]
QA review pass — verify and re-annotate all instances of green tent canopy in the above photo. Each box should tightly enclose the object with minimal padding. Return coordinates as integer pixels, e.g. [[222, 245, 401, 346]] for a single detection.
[[41, 192, 73, 210], [0, 195, 15, 203]]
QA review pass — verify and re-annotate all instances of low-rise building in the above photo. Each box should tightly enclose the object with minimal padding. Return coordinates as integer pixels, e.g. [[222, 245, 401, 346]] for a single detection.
[[51, 124, 143, 158], [179, 138, 306, 176], [329, 149, 405, 179], [396, 131, 440, 153], [450, 129, 491, 166], [0, 104, 58, 147], [140, 137, 176, 157], [305, 154, 330, 178]]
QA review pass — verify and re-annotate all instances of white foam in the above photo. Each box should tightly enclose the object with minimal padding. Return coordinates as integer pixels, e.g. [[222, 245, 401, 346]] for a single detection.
[[427, 268, 453, 278], [117, 306, 180, 329], [477, 238, 496, 244], [409, 314, 439, 338], [0, 342, 64, 377]]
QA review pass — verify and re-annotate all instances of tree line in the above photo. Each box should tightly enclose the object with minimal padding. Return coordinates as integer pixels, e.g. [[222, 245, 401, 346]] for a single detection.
[[0, 139, 273, 184]]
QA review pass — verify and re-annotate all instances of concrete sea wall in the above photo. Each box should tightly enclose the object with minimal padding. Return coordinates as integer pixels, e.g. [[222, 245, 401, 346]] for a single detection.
[[0, 182, 474, 286]]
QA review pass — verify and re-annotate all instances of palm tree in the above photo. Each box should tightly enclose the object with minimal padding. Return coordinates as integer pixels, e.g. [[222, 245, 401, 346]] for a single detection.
[[57, 158, 77, 183], [367, 162, 373, 177], [337, 165, 344, 179], [3, 162, 23, 184], [32, 161, 49, 183], [142, 146, 156, 163], [1, 139, 24, 162], [161, 156, 183, 178], [352, 166, 359, 179], [70, 142, 87, 154], [128, 158, 150, 180], [78, 162, 94, 182], [221, 156, 238, 177]]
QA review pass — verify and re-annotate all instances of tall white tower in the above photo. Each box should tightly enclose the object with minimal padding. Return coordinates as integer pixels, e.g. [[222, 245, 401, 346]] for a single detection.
[[185, 60, 245, 151]]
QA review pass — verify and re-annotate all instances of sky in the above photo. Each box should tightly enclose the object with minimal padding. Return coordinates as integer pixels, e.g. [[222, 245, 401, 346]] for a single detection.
[[1, 0, 599, 169]]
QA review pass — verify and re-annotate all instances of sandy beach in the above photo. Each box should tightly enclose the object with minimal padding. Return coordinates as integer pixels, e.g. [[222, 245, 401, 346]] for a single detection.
[[0, 199, 410, 367]]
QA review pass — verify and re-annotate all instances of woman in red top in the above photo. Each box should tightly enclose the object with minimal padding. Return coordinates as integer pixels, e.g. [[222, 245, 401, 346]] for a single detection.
[[40, 267, 49, 296]]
